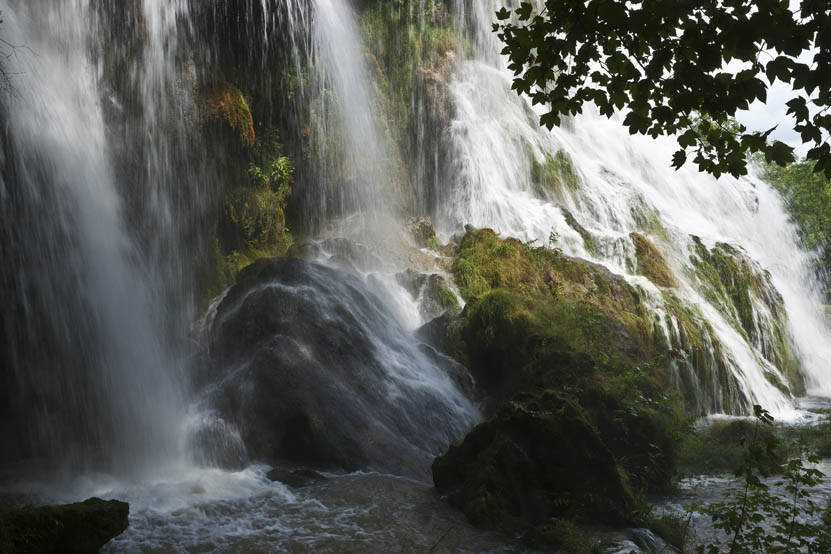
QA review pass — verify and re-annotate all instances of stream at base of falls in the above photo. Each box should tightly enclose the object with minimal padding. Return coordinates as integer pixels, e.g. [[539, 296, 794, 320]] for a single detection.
[[3, 405, 831, 554], [1, 468, 529, 553]]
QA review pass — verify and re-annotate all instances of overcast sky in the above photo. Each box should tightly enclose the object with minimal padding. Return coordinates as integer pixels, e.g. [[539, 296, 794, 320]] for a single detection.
[[736, 81, 808, 157], [732, 47, 816, 158]]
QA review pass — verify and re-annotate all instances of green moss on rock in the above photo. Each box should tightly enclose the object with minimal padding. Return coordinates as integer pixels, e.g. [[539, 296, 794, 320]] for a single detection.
[[439, 228, 757, 416], [432, 390, 639, 531], [530, 149, 580, 198], [688, 236, 803, 395], [211, 130, 295, 293], [198, 80, 255, 147], [563, 209, 598, 255], [453, 228, 657, 368], [630, 232, 677, 288], [662, 293, 746, 414]]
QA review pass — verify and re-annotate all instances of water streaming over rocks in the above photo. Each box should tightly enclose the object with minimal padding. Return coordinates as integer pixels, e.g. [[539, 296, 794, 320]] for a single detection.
[[436, 0, 831, 418], [1, 0, 831, 551]]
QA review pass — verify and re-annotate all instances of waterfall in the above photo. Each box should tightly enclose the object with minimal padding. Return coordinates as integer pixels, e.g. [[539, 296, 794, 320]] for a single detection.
[[1, 0, 830, 550], [1, 0, 828, 480], [0, 0, 202, 472], [432, 0, 831, 417]]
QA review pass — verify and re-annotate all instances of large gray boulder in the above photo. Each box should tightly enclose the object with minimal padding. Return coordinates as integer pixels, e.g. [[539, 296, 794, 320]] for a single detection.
[[193, 258, 477, 476]]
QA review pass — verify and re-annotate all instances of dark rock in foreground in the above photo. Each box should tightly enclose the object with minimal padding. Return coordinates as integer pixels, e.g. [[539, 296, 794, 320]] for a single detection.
[[0, 497, 128, 554], [432, 390, 635, 533], [195, 258, 477, 476]]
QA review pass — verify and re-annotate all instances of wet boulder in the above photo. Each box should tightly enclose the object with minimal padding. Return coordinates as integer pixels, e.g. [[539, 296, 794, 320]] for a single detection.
[[396, 269, 461, 321], [405, 216, 436, 248], [432, 390, 636, 532], [197, 258, 477, 476], [0, 498, 129, 554]]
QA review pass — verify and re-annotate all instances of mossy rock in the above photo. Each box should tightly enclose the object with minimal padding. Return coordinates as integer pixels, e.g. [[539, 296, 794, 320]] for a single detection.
[[405, 216, 436, 248], [0, 498, 129, 554], [452, 228, 659, 368], [661, 293, 748, 414], [395, 269, 460, 321], [630, 232, 677, 288], [198, 80, 255, 147], [432, 390, 638, 533], [688, 236, 803, 395], [530, 149, 580, 198], [563, 209, 598, 255]]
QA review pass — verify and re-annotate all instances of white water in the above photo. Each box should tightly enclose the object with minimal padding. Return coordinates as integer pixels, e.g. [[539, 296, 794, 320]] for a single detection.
[[438, 0, 831, 419], [0, 0, 185, 469], [308, 0, 395, 231]]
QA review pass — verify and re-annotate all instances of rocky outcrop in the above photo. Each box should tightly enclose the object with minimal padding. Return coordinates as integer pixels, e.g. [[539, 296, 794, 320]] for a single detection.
[[630, 232, 677, 288], [396, 269, 460, 321], [432, 390, 636, 533], [405, 216, 437, 248], [0, 498, 128, 554], [193, 258, 477, 476]]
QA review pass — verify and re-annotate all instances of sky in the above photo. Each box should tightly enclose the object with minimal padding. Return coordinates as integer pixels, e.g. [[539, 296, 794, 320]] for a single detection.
[[737, 81, 808, 157], [733, 48, 816, 159]]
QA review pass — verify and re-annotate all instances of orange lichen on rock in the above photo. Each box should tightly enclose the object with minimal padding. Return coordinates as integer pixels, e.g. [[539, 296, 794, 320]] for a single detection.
[[199, 82, 255, 147]]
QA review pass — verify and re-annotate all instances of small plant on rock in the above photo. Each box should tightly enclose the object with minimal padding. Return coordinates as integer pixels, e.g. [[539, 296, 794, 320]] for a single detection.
[[696, 405, 826, 554]]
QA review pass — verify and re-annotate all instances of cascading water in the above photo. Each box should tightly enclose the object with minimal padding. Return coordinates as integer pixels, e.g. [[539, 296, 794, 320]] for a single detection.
[[0, 0, 195, 472], [433, 0, 831, 418]]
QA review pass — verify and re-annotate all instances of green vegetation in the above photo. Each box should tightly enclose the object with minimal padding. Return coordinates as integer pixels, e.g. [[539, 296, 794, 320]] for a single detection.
[[679, 419, 780, 476], [198, 80, 256, 147], [360, 0, 465, 198], [439, 287, 459, 309], [453, 228, 661, 371], [690, 238, 757, 338], [432, 377, 687, 548], [661, 292, 744, 414], [448, 228, 753, 414], [694, 406, 829, 554], [530, 149, 580, 198], [760, 157, 831, 300], [430, 228, 691, 546], [630, 194, 668, 240], [361, 0, 461, 138], [212, 129, 295, 292], [495, 0, 831, 178], [630, 232, 677, 288], [562, 210, 598, 254], [688, 237, 802, 394], [790, 420, 831, 460]]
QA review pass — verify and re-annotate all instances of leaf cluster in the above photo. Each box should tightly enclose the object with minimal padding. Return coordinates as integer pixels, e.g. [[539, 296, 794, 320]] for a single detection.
[[695, 405, 828, 553], [248, 129, 294, 192], [495, 0, 831, 178]]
